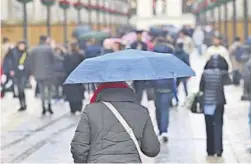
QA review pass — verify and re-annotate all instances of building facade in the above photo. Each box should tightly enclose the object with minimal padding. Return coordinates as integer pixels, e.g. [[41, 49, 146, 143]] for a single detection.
[[1, 0, 129, 24]]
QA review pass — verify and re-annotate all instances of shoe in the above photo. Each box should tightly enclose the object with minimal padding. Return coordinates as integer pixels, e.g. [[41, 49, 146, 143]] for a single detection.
[[207, 153, 214, 157], [18, 106, 27, 111], [42, 106, 46, 115], [216, 153, 222, 157], [70, 110, 76, 115], [161, 133, 168, 143], [163, 136, 168, 143], [48, 104, 54, 115]]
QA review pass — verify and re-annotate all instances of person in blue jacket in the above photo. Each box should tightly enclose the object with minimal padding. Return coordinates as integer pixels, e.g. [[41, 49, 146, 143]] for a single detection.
[[85, 38, 102, 59], [130, 30, 148, 103], [152, 37, 175, 143]]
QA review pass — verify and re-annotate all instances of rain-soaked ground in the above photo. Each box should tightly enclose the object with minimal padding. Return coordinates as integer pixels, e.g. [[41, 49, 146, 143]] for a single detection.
[[1, 53, 251, 163]]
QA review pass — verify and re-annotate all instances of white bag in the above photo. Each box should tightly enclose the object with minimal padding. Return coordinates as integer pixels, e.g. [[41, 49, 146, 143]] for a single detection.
[[102, 102, 146, 163]]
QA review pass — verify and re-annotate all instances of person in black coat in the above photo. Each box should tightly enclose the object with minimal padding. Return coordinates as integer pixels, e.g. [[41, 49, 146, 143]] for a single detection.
[[200, 54, 229, 157], [64, 43, 85, 114], [7, 41, 29, 111], [53, 45, 66, 99], [174, 43, 190, 97], [130, 30, 148, 103], [204, 54, 229, 71]]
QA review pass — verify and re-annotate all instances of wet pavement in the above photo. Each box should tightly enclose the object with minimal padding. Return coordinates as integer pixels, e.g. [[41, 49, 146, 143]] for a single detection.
[[1, 54, 251, 163]]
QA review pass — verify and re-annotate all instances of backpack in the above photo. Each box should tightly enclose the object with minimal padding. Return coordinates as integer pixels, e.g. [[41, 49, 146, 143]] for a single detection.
[[235, 45, 250, 63]]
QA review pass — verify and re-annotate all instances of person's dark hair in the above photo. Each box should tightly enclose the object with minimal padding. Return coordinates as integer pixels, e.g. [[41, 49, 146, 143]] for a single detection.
[[2, 37, 9, 44], [39, 35, 48, 44], [135, 30, 143, 35], [17, 40, 26, 45], [234, 36, 241, 42], [179, 30, 186, 35]]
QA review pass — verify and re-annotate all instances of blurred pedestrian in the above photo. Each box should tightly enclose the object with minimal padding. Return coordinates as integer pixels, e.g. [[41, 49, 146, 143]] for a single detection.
[[85, 38, 102, 59], [131, 30, 148, 103], [229, 37, 243, 85], [174, 43, 190, 97], [1, 37, 14, 65], [242, 57, 251, 153], [112, 41, 124, 52], [29, 35, 55, 115], [193, 26, 205, 56], [1, 37, 16, 97], [103, 39, 114, 54], [130, 30, 148, 51], [200, 54, 229, 157], [153, 37, 174, 54], [64, 43, 85, 114], [205, 35, 231, 68], [177, 30, 194, 56], [71, 82, 160, 163], [85, 38, 102, 94], [53, 45, 66, 99], [7, 41, 29, 111], [151, 38, 177, 142]]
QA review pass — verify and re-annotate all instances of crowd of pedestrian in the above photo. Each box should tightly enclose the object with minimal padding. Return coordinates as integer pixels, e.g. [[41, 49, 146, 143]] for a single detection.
[[1, 24, 251, 162]]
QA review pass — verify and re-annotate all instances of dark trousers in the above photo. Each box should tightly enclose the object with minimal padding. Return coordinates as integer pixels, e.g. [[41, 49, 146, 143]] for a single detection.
[[69, 101, 83, 113], [204, 105, 224, 155], [38, 80, 53, 109], [14, 76, 27, 108], [35, 82, 40, 96], [134, 81, 145, 103], [181, 79, 188, 96]]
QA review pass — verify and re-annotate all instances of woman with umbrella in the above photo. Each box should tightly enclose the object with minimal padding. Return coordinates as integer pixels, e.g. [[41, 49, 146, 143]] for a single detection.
[[63, 43, 85, 114], [67, 49, 194, 163]]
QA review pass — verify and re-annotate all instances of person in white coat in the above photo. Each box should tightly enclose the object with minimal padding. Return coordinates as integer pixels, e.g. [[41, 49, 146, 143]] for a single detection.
[[205, 35, 231, 70], [193, 26, 205, 56]]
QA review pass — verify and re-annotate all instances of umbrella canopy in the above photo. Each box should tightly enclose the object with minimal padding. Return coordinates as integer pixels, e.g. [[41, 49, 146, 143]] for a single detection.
[[79, 31, 110, 41], [64, 49, 195, 84], [72, 25, 91, 39]]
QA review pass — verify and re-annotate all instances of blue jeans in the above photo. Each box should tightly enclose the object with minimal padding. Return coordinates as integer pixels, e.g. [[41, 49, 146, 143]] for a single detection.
[[155, 92, 173, 135], [134, 81, 145, 103]]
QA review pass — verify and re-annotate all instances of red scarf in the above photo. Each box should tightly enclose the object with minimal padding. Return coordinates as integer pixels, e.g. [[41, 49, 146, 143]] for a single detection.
[[90, 82, 129, 103]]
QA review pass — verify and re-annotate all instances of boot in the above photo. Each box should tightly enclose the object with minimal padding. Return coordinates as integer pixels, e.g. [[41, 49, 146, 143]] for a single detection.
[[18, 94, 27, 111], [42, 105, 46, 115], [48, 103, 54, 115]]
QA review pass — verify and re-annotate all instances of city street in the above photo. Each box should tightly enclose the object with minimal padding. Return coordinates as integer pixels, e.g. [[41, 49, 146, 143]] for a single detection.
[[1, 54, 251, 163]]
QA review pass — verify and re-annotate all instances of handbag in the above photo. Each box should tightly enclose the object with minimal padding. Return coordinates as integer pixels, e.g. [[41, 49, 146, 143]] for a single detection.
[[102, 102, 145, 163], [190, 92, 204, 114]]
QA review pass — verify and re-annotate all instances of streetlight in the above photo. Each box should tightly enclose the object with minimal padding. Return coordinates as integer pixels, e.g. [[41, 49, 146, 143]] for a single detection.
[[88, 0, 92, 27], [73, 0, 85, 25], [41, 0, 56, 37], [59, 0, 70, 44], [16, 0, 33, 45]]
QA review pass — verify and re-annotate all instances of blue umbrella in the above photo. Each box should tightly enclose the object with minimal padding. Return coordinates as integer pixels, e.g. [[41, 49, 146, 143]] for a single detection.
[[64, 49, 195, 84]]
